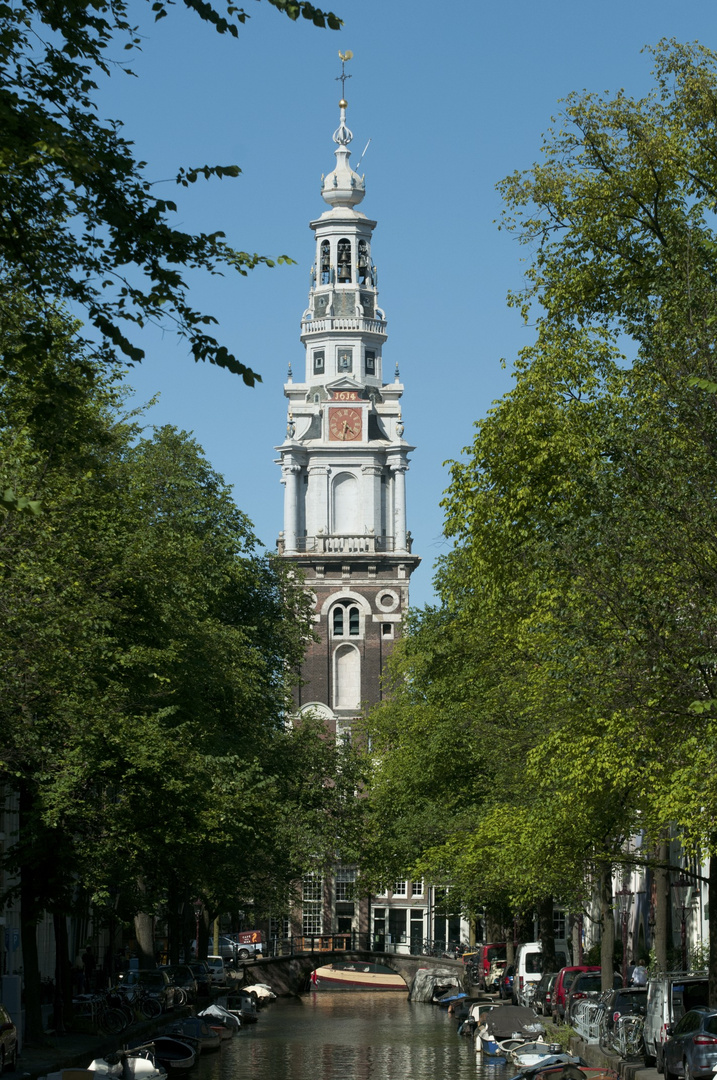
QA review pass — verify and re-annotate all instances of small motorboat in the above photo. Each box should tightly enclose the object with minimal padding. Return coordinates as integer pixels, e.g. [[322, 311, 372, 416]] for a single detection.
[[434, 989, 468, 1007], [88, 1050, 168, 1080], [149, 1038, 196, 1073], [217, 991, 259, 1024], [242, 983, 276, 1004], [169, 1017, 222, 1051], [508, 1055, 587, 1080], [509, 1041, 563, 1068], [476, 1005, 545, 1056], [198, 1003, 240, 1038]]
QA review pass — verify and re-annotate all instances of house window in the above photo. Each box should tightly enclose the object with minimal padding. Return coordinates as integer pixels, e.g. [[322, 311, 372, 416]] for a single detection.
[[303, 874, 323, 935], [365, 350, 376, 376], [336, 867, 356, 901], [382, 623, 393, 638], [320, 240, 330, 284], [313, 350, 325, 374], [412, 879, 424, 897], [349, 607, 360, 635], [337, 238, 352, 282], [393, 880, 407, 896]]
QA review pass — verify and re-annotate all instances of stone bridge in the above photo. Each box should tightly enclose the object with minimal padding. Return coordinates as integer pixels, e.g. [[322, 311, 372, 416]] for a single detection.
[[231, 950, 469, 1000]]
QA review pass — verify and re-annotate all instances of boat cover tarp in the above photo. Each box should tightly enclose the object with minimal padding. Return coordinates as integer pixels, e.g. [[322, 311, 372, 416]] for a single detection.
[[483, 1006, 545, 1039]]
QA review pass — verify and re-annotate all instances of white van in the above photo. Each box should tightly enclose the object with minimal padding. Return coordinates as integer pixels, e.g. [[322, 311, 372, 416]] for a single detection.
[[643, 972, 709, 1070], [512, 940, 570, 1006]]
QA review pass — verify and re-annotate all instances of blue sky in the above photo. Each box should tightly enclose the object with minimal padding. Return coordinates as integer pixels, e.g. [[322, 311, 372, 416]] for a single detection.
[[101, 0, 717, 608]]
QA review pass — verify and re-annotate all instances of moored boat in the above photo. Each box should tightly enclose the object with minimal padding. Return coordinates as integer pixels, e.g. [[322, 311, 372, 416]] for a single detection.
[[475, 1005, 545, 1056], [312, 962, 405, 991], [169, 1017, 222, 1051], [150, 1038, 196, 1073]]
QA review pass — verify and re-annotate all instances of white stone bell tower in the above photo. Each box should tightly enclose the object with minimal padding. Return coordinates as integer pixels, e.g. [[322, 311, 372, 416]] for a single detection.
[[276, 75, 419, 746]]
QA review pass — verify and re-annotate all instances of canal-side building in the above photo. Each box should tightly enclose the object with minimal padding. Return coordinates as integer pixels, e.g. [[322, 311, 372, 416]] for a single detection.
[[275, 83, 421, 947]]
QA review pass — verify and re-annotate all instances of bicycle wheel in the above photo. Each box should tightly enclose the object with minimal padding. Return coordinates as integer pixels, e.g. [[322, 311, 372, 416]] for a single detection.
[[101, 1008, 127, 1036], [139, 997, 162, 1020], [174, 988, 187, 1007]]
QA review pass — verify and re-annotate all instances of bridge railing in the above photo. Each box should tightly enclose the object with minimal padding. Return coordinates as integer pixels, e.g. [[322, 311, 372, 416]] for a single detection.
[[264, 934, 467, 959]]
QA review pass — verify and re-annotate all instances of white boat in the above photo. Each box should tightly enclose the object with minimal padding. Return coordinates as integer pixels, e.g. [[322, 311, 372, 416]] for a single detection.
[[313, 962, 406, 991], [88, 1050, 168, 1080]]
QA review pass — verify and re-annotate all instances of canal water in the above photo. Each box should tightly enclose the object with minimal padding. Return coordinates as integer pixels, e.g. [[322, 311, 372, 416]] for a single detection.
[[194, 990, 499, 1080]]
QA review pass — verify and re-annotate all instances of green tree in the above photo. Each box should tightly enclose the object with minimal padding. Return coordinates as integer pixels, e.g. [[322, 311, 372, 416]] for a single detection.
[[0, 310, 362, 1034], [0, 0, 340, 380]]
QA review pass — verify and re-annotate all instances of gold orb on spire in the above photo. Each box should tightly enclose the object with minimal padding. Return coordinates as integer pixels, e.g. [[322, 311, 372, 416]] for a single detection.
[[339, 98, 348, 108]]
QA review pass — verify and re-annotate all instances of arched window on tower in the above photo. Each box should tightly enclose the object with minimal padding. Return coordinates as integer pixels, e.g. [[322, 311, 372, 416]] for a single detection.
[[358, 240, 371, 284], [337, 238, 352, 283], [320, 240, 331, 285], [333, 606, 344, 636], [331, 600, 361, 637]]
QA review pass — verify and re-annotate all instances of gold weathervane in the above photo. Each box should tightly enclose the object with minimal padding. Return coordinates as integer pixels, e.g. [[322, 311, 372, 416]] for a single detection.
[[336, 50, 353, 101]]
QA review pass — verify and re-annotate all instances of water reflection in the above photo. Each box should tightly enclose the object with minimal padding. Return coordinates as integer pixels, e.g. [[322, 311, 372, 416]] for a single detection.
[[193, 990, 495, 1080]]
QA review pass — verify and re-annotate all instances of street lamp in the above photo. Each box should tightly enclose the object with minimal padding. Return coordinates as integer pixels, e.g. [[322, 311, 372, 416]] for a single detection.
[[616, 882, 633, 987], [672, 875, 691, 971]]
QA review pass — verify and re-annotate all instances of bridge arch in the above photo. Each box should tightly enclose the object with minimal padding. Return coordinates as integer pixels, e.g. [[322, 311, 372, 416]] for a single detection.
[[233, 950, 467, 1000]]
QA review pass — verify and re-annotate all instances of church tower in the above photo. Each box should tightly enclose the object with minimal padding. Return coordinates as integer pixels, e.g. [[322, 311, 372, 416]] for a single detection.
[[276, 81, 419, 747]]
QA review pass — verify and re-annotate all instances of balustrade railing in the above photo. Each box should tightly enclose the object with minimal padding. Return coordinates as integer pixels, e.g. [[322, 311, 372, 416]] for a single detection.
[[264, 934, 466, 959], [279, 535, 408, 555], [301, 316, 387, 335]]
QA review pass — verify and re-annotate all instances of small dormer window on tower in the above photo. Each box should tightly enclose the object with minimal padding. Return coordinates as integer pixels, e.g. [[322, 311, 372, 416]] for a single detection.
[[337, 238, 352, 283], [358, 240, 371, 284], [320, 240, 331, 285], [365, 350, 376, 376]]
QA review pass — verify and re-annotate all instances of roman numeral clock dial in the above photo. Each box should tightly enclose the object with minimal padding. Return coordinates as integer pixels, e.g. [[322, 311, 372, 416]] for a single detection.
[[328, 406, 362, 441]]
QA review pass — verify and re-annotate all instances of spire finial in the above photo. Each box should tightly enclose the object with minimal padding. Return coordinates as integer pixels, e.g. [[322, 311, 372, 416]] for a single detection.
[[336, 50, 353, 102], [395, 361, 400, 383]]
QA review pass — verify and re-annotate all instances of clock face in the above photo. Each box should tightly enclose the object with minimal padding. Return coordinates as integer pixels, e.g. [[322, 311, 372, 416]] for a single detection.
[[329, 406, 362, 442]]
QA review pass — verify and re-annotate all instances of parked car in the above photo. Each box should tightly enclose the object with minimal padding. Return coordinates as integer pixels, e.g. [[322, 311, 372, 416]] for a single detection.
[[229, 931, 264, 960], [499, 964, 515, 1000], [0, 1003, 18, 1073], [164, 963, 199, 1003], [512, 940, 570, 1005], [188, 962, 212, 996], [600, 986, 648, 1049], [215, 933, 264, 962], [664, 1008, 717, 1080], [206, 955, 228, 986], [566, 970, 621, 1024], [118, 968, 175, 1012], [644, 973, 710, 1071], [464, 943, 506, 990], [552, 965, 601, 1023], [534, 972, 559, 1016]]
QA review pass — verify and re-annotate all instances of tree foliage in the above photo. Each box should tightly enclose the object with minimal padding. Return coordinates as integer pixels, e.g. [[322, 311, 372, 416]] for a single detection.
[[0, 0, 340, 381], [362, 42, 717, 985], [0, 304, 363, 1036]]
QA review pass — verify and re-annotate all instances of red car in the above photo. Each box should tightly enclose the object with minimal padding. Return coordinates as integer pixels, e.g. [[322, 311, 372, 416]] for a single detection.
[[552, 965, 601, 1022]]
